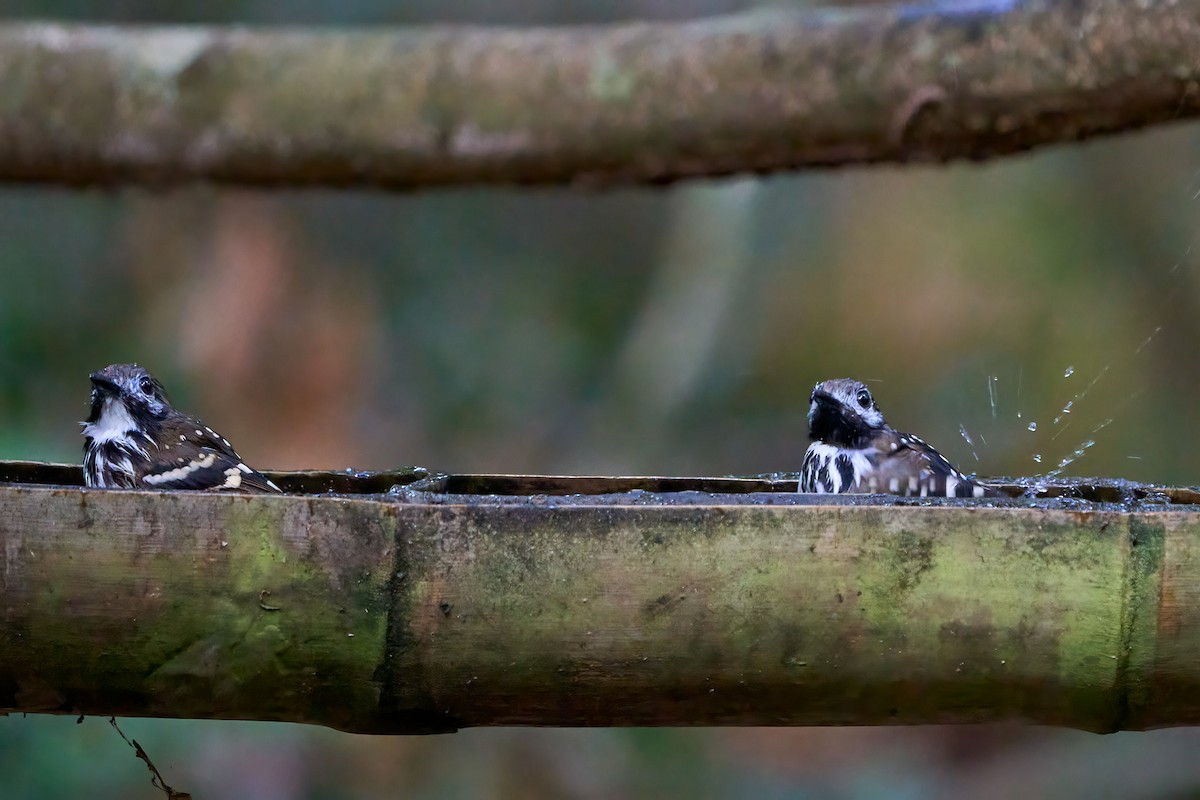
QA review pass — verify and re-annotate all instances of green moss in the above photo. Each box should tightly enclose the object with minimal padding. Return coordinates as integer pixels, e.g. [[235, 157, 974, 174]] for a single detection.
[[396, 503, 1136, 727], [1, 488, 394, 730], [3, 484, 1192, 731]]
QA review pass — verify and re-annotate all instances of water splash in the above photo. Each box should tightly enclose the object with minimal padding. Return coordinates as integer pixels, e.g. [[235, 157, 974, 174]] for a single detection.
[[1043, 420, 1112, 479], [1135, 326, 1163, 355], [1045, 440, 1097, 479], [1015, 366, 1023, 419], [1169, 245, 1192, 274], [959, 425, 980, 461], [972, 335, 1147, 483]]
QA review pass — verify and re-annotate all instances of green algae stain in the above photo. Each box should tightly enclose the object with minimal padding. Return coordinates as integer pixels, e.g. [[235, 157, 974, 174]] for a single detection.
[[225, 502, 306, 596], [869, 528, 934, 595], [135, 501, 388, 719], [409, 506, 844, 690], [7, 491, 397, 729], [415, 503, 1135, 725], [849, 509, 1128, 721]]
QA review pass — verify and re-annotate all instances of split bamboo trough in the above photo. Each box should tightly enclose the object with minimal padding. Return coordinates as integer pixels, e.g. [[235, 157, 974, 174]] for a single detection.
[[1, 461, 1198, 734]]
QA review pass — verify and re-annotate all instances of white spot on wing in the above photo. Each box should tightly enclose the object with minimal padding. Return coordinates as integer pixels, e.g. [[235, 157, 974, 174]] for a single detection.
[[143, 452, 216, 485], [222, 467, 243, 489]]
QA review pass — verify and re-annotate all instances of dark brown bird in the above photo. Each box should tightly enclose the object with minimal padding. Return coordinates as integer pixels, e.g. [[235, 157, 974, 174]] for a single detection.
[[800, 378, 997, 498], [82, 363, 280, 493]]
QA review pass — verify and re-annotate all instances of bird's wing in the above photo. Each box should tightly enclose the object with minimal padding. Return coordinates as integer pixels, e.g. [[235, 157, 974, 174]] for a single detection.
[[864, 430, 994, 498], [141, 418, 281, 493]]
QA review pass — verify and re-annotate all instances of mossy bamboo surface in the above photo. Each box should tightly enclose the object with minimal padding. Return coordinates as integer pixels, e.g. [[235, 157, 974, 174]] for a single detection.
[[1, 462, 1198, 733]]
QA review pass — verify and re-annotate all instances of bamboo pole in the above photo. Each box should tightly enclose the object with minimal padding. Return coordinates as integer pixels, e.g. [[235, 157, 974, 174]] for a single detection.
[[1, 464, 1197, 733], [0, 0, 1199, 188]]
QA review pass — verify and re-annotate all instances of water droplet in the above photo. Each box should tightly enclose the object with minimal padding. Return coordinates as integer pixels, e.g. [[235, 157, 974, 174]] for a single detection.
[[1063, 366, 1075, 378], [1027, 422, 1038, 432], [1033, 454, 1042, 463], [958, 425, 979, 461]]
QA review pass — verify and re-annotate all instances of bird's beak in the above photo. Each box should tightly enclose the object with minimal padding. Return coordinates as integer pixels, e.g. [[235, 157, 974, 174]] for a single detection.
[[810, 392, 837, 414], [808, 391, 852, 430], [89, 372, 121, 394]]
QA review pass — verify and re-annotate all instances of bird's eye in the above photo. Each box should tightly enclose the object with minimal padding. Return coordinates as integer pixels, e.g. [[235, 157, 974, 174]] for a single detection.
[[139, 377, 155, 395], [856, 389, 871, 408]]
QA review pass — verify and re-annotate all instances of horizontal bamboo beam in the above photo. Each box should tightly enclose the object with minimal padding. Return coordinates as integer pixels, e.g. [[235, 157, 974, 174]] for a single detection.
[[1, 463, 1198, 733], [1, 0, 1199, 188]]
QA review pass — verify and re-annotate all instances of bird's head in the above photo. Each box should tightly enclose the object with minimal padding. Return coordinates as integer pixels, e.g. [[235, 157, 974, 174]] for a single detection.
[[807, 378, 885, 447], [88, 363, 171, 424]]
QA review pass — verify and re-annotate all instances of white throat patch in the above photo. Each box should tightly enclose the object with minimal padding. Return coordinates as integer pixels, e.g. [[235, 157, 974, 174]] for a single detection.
[[83, 399, 139, 444]]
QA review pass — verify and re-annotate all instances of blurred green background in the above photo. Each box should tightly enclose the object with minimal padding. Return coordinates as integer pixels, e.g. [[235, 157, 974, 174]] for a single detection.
[[5, 0, 1200, 797]]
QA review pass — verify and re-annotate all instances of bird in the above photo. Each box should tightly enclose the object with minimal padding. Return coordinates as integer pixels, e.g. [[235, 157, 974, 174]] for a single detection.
[[799, 378, 997, 498], [82, 363, 281, 493]]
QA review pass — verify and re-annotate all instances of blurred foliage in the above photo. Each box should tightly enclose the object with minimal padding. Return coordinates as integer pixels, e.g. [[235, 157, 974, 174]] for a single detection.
[[4, 0, 1200, 797]]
